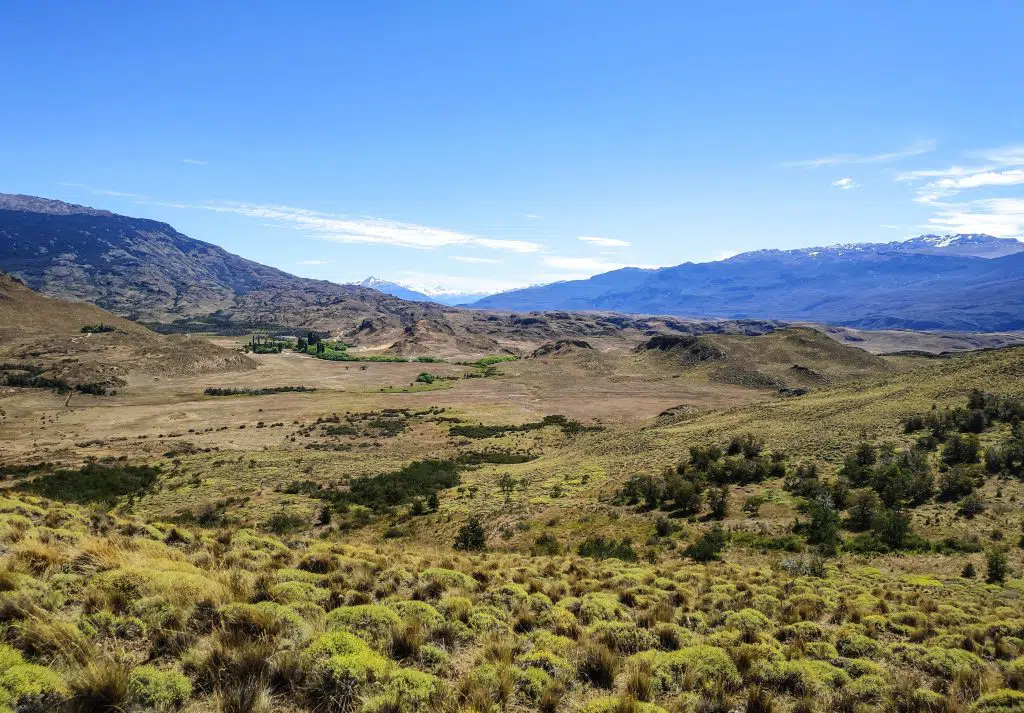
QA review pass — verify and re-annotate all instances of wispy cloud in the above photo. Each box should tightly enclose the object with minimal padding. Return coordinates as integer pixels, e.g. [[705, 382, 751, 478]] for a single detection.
[[783, 139, 935, 168], [451, 255, 501, 264], [296, 259, 332, 265], [926, 198, 1024, 239], [182, 158, 208, 165], [832, 178, 859, 190], [524, 213, 542, 219], [93, 189, 147, 198], [163, 200, 544, 253], [899, 143, 1024, 237], [541, 256, 660, 273], [577, 235, 631, 247]]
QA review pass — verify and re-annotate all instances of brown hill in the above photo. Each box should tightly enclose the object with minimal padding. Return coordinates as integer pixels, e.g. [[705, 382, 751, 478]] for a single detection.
[[0, 273, 254, 388], [636, 327, 892, 390], [527, 339, 594, 358]]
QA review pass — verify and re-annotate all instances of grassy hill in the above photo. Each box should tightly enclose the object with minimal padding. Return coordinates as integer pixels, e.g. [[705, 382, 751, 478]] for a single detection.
[[0, 321, 1023, 713], [0, 272, 254, 390]]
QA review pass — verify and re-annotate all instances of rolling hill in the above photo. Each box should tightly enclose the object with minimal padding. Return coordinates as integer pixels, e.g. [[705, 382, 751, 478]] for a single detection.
[[0, 272, 254, 388], [471, 235, 1024, 331]]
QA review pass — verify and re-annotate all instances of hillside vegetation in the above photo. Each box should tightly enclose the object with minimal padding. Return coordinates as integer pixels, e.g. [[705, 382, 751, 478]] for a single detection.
[[1, 272, 1024, 712]]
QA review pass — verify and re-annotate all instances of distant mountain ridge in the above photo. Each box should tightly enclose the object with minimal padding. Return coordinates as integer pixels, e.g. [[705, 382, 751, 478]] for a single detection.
[[471, 234, 1024, 331], [735, 234, 1024, 262], [353, 277, 490, 306]]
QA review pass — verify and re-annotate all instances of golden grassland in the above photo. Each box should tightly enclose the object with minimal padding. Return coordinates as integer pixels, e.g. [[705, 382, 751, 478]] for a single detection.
[[0, 332, 1023, 712]]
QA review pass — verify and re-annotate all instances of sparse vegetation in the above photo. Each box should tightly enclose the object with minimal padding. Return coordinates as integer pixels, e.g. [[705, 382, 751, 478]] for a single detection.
[[2, 287, 1024, 713], [204, 385, 315, 396]]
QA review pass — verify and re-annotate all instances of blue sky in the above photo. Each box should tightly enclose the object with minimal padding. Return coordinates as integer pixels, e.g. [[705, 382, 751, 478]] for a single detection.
[[2, 1, 1023, 294]]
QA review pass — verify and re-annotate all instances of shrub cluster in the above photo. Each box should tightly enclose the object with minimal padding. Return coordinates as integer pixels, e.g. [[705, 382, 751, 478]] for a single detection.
[[203, 385, 315, 396]]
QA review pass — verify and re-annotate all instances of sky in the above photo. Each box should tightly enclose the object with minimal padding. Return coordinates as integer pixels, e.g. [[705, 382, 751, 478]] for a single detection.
[[2, 1, 1023, 295]]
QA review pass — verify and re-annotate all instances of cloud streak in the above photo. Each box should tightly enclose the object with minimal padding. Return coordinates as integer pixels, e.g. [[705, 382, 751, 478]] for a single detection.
[[182, 158, 208, 165], [832, 178, 859, 190], [784, 139, 935, 168], [451, 255, 501, 264], [173, 200, 544, 253], [541, 256, 660, 273], [900, 143, 1024, 238], [578, 235, 631, 247]]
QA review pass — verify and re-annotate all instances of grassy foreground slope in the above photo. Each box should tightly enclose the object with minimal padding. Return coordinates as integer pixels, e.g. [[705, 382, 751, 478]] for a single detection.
[[0, 489, 1023, 713], [0, 333, 1023, 712]]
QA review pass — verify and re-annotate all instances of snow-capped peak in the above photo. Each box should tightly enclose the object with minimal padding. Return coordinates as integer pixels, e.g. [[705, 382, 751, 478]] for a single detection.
[[732, 233, 1023, 262]]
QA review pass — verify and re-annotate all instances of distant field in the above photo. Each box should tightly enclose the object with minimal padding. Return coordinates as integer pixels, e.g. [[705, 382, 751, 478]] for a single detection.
[[2, 325, 1024, 713]]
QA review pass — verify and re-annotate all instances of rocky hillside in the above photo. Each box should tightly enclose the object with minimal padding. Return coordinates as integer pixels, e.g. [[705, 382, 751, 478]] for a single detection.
[[0, 194, 456, 334], [0, 194, 793, 357]]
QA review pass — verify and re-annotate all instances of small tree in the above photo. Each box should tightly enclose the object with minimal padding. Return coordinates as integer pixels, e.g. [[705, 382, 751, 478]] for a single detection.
[[707, 486, 730, 520], [846, 490, 881, 531], [807, 495, 842, 556], [683, 525, 728, 562], [426, 491, 440, 512], [499, 473, 516, 501], [454, 517, 487, 551], [317, 506, 332, 526], [986, 548, 1009, 584]]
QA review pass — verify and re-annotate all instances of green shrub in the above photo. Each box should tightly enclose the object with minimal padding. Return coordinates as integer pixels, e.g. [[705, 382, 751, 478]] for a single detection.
[[454, 518, 487, 551], [326, 605, 402, 650], [578, 537, 637, 561], [684, 526, 728, 562], [0, 644, 67, 712], [420, 568, 477, 592], [128, 666, 191, 710], [632, 645, 741, 694], [20, 464, 160, 506], [220, 602, 306, 642], [973, 689, 1024, 713], [582, 696, 669, 713]]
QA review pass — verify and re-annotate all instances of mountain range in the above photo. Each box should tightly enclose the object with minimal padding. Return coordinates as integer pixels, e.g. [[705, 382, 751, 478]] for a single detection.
[[2, 192, 1023, 333], [0, 193, 746, 358], [471, 234, 1024, 330], [0, 193, 462, 338]]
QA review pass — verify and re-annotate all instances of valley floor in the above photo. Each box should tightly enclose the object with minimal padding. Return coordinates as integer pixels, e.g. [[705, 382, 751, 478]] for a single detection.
[[0, 331, 1023, 713]]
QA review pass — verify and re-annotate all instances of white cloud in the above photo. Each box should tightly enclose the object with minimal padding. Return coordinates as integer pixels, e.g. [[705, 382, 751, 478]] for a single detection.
[[783, 139, 935, 168], [832, 178, 859, 190], [451, 255, 501, 264], [898, 143, 1024, 236], [926, 198, 1024, 239], [524, 213, 542, 219], [182, 158, 208, 165], [932, 169, 1024, 191], [896, 165, 992, 181], [172, 200, 544, 253], [93, 189, 147, 198], [296, 259, 331, 265], [577, 235, 631, 247], [968, 144, 1024, 165], [396, 271, 530, 295], [541, 256, 660, 273]]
